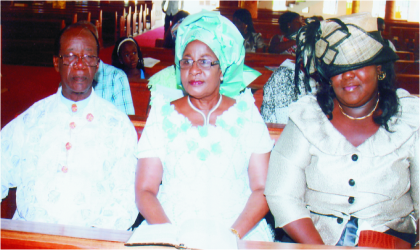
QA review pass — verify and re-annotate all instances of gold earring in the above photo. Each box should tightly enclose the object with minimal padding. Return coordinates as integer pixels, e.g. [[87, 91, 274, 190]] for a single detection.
[[378, 71, 386, 81]]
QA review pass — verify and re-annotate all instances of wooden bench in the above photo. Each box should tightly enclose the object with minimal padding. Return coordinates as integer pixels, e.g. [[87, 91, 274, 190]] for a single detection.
[[395, 51, 415, 61], [396, 74, 419, 94], [394, 60, 419, 75], [129, 80, 151, 117]]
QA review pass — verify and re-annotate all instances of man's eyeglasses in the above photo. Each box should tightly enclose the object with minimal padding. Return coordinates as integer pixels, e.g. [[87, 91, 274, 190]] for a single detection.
[[58, 53, 99, 67], [179, 59, 220, 70]]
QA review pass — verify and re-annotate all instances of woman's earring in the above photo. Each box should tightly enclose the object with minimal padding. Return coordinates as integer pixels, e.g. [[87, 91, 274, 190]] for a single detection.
[[377, 71, 386, 81], [220, 76, 224, 83]]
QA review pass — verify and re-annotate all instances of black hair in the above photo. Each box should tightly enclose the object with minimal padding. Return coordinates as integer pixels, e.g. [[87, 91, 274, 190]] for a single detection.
[[172, 10, 189, 26], [112, 37, 145, 74], [316, 61, 399, 131], [377, 17, 385, 27], [278, 11, 300, 34], [233, 8, 256, 33], [54, 23, 100, 57]]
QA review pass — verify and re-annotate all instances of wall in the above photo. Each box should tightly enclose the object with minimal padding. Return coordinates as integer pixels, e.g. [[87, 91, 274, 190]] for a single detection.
[[256, 0, 381, 20]]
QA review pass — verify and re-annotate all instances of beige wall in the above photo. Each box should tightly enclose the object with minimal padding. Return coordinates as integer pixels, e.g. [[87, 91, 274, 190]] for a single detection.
[[258, 1, 272, 10], [255, 0, 377, 19]]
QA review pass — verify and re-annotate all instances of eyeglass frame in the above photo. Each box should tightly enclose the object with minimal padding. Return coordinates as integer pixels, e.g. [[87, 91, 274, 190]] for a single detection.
[[58, 53, 100, 67], [178, 59, 220, 70]]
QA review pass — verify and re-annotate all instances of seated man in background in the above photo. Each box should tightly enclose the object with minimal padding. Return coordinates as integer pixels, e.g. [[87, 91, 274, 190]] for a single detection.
[[79, 21, 135, 115], [1, 23, 139, 230]]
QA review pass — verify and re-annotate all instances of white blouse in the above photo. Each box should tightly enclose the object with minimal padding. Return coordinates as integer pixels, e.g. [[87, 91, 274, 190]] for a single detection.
[[265, 89, 419, 245]]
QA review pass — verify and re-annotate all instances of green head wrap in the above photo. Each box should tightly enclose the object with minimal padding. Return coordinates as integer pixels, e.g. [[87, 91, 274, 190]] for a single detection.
[[174, 11, 260, 98]]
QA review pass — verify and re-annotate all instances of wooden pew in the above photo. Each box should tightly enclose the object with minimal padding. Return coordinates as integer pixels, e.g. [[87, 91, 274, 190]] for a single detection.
[[394, 60, 419, 75], [129, 80, 151, 117], [1, 219, 347, 249], [396, 74, 419, 95], [389, 26, 419, 53], [395, 51, 415, 61]]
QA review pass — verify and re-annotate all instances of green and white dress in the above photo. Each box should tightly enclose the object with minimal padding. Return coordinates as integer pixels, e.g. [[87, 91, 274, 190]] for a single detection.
[[136, 89, 274, 241]]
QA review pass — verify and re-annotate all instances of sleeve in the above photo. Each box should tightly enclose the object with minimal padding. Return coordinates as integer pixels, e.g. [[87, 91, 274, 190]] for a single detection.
[[264, 120, 312, 228], [112, 69, 135, 115], [1, 114, 26, 199], [409, 129, 419, 221], [246, 102, 274, 154], [135, 102, 166, 159], [255, 33, 266, 49], [260, 67, 296, 123], [106, 117, 139, 230]]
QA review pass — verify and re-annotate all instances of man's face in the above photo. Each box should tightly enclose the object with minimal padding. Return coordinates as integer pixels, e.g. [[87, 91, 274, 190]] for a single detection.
[[53, 27, 99, 101]]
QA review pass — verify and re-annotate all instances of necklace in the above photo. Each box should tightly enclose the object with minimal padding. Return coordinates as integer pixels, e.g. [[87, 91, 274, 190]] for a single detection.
[[188, 94, 223, 126], [338, 95, 379, 120]]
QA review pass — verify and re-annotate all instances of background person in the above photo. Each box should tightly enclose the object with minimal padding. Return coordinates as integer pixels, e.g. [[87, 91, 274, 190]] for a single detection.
[[268, 11, 304, 55], [112, 37, 147, 82], [265, 13, 418, 248], [135, 11, 274, 242], [377, 17, 396, 51], [163, 10, 189, 49], [232, 8, 265, 53], [77, 21, 135, 115], [1, 23, 138, 230], [162, 0, 184, 35]]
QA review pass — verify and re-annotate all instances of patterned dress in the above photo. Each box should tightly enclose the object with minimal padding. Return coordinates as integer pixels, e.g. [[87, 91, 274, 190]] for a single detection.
[[261, 59, 317, 124], [136, 89, 274, 241]]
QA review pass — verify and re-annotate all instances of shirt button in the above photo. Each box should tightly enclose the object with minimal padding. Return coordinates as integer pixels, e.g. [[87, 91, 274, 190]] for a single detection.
[[348, 197, 355, 204], [337, 218, 343, 224], [71, 104, 78, 112], [62, 166, 68, 173], [66, 142, 72, 150], [351, 154, 358, 161], [69, 122, 76, 129], [349, 179, 355, 186], [86, 113, 94, 122]]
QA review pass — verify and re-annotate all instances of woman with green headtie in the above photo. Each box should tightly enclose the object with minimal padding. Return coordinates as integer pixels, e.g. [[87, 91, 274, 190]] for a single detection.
[[135, 11, 274, 242], [265, 13, 418, 248]]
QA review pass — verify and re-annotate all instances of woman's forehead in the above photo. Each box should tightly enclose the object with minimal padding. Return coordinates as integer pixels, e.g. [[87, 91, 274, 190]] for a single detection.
[[183, 40, 217, 58]]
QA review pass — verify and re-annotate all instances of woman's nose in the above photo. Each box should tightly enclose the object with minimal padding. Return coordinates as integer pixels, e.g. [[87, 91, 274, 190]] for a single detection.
[[189, 61, 202, 75], [342, 70, 355, 79]]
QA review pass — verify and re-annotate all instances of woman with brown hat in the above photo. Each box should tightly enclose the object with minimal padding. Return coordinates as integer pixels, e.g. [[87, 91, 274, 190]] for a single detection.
[[265, 13, 418, 248]]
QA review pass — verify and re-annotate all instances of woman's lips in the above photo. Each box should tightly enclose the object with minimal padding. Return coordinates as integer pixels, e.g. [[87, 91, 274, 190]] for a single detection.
[[189, 80, 204, 86], [344, 85, 358, 92]]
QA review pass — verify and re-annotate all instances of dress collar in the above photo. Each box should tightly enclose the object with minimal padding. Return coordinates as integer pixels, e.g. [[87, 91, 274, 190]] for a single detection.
[[288, 89, 419, 156]]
